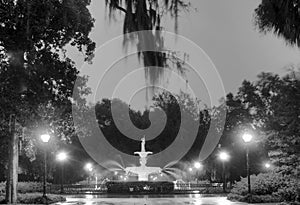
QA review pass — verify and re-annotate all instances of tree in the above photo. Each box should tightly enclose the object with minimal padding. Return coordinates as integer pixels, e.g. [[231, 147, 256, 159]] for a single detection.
[[0, 0, 95, 202], [233, 71, 300, 177], [203, 91, 269, 184], [255, 0, 300, 47], [105, 0, 190, 102], [93, 91, 212, 169]]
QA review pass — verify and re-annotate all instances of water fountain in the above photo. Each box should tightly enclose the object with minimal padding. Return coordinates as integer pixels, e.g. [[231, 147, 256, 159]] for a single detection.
[[124, 136, 162, 181], [106, 136, 174, 193]]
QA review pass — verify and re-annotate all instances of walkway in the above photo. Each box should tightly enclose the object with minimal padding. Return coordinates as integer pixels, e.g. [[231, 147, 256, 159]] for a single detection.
[[55, 195, 277, 205]]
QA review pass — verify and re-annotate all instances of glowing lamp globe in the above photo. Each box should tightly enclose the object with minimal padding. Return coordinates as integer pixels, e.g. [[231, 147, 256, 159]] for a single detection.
[[219, 152, 230, 161], [242, 133, 253, 143], [265, 163, 271, 169], [57, 152, 68, 161], [85, 163, 93, 171], [194, 162, 202, 169], [40, 134, 50, 143]]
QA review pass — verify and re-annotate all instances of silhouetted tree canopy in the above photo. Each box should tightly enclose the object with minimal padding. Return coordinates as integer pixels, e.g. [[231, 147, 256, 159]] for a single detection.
[[0, 0, 95, 182], [105, 0, 191, 100], [255, 0, 300, 47]]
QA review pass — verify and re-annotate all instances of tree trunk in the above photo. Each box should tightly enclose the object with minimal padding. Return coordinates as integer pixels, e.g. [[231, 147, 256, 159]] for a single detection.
[[6, 114, 18, 204], [5, 50, 25, 203]]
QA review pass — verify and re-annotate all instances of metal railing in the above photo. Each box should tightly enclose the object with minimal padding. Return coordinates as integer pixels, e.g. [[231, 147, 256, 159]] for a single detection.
[[49, 182, 224, 194], [49, 184, 107, 194]]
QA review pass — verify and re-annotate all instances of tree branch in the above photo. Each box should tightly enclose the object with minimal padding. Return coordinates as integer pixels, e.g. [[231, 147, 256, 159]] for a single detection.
[[114, 5, 127, 14]]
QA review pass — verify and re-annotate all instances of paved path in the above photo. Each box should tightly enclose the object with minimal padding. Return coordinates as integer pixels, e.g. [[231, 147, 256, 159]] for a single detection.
[[55, 195, 277, 205]]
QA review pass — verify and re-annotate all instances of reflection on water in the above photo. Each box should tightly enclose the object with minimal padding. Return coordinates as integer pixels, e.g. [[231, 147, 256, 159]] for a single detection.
[[67, 193, 218, 199], [56, 195, 250, 205]]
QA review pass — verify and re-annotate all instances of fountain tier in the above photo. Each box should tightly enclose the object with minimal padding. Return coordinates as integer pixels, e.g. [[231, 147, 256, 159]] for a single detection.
[[124, 136, 161, 181]]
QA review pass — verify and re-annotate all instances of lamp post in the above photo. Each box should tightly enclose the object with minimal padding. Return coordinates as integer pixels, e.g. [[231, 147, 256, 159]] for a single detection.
[[194, 162, 202, 184], [40, 134, 50, 198], [242, 133, 253, 195], [85, 163, 93, 185], [219, 151, 230, 192], [187, 167, 193, 183], [264, 163, 271, 169], [56, 152, 68, 193]]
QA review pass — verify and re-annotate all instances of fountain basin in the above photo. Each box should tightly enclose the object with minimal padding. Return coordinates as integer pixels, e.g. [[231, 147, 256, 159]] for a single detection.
[[125, 166, 162, 181], [106, 181, 174, 194]]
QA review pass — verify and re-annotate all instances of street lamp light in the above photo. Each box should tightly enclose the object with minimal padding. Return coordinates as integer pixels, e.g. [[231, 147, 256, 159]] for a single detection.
[[41, 134, 50, 143], [194, 162, 202, 169], [242, 133, 253, 195], [85, 163, 93, 172], [57, 152, 68, 193], [85, 163, 93, 185], [219, 151, 230, 192], [40, 134, 50, 198], [264, 162, 271, 169], [242, 133, 253, 143], [219, 152, 230, 161], [194, 162, 202, 184], [57, 152, 67, 161]]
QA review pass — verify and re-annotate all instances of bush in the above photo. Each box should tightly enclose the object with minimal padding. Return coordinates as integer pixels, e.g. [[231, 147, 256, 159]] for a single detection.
[[0, 182, 5, 194], [18, 193, 66, 204], [0, 181, 50, 194], [228, 172, 299, 203], [0, 193, 65, 204], [228, 193, 281, 203]]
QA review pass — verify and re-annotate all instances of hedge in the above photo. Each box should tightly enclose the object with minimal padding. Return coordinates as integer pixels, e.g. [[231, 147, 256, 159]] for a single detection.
[[228, 172, 299, 203]]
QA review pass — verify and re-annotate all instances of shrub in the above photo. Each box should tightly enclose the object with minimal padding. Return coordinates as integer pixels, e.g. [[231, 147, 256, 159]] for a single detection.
[[0, 195, 4, 204], [228, 193, 281, 203], [0, 182, 5, 194], [228, 171, 299, 203], [0, 193, 65, 204], [17, 182, 45, 193], [0, 181, 50, 194], [18, 193, 66, 204]]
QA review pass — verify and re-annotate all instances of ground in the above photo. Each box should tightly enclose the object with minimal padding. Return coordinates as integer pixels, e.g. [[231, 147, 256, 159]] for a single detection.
[[55, 195, 278, 205]]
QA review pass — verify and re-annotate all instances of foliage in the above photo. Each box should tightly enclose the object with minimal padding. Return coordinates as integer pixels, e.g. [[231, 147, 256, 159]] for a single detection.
[[105, 0, 190, 34], [204, 91, 268, 183], [105, 0, 191, 97], [209, 70, 299, 185], [93, 91, 212, 159], [16, 193, 65, 204], [255, 0, 300, 47], [1, 193, 66, 204], [0, 0, 95, 181], [228, 193, 280, 203], [0, 0, 95, 59], [228, 171, 299, 203], [0, 182, 4, 194], [0, 181, 51, 194], [237, 71, 300, 173]]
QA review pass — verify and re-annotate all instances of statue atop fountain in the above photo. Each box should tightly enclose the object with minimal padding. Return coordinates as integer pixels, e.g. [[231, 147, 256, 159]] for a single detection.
[[125, 136, 161, 181], [140, 136, 146, 152]]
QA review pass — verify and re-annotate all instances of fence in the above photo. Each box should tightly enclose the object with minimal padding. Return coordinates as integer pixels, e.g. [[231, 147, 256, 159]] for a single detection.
[[49, 184, 107, 194], [49, 182, 224, 195]]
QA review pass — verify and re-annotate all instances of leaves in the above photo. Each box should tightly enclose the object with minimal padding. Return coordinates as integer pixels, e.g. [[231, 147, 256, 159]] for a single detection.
[[0, 0, 95, 179], [0, 0, 95, 58], [105, 0, 191, 102], [255, 0, 300, 47]]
